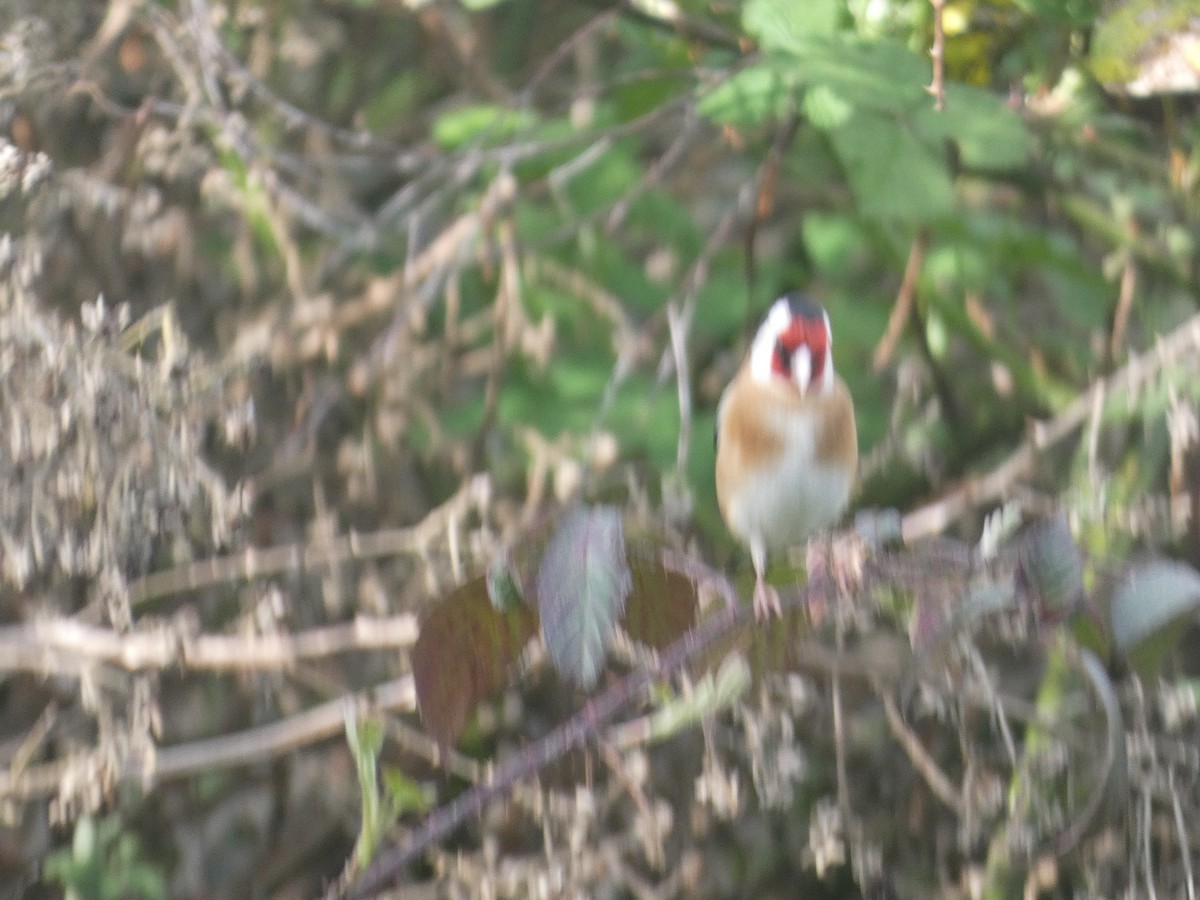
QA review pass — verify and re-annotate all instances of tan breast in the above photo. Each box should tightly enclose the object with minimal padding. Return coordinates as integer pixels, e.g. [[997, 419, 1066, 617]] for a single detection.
[[715, 370, 857, 545]]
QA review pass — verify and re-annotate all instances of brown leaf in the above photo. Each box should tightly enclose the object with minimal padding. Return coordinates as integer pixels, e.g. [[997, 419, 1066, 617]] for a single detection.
[[412, 576, 537, 749], [623, 551, 698, 650]]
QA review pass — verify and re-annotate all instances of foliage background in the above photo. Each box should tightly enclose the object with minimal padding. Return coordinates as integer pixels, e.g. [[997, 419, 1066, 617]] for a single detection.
[[1, 0, 1199, 897]]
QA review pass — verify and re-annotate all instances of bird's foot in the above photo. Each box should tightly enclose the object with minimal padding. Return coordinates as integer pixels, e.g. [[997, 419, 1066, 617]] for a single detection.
[[827, 531, 866, 597], [805, 533, 866, 624], [753, 575, 782, 620]]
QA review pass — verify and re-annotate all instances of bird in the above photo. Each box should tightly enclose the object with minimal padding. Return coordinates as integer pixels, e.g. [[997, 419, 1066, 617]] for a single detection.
[[715, 292, 858, 618]]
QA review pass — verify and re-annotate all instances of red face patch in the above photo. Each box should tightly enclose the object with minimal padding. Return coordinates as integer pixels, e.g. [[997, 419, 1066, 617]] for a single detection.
[[770, 316, 828, 383]]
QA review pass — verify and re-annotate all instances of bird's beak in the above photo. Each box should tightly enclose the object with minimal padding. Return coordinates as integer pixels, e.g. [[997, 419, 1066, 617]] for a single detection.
[[791, 345, 812, 395]]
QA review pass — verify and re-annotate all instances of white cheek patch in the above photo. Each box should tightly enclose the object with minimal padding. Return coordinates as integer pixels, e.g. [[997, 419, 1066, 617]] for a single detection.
[[748, 299, 793, 383], [821, 309, 835, 393]]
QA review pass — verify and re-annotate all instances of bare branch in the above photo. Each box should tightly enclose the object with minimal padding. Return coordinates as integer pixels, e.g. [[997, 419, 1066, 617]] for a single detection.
[[901, 313, 1200, 542], [128, 474, 492, 607], [0, 677, 415, 802], [0, 614, 417, 675]]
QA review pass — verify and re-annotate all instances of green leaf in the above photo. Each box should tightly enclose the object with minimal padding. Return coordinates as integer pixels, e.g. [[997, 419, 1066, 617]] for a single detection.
[[923, 241, 991, 294], [701, 36, 930, 129], [498, 357, 612, 436], [698, 62, 796, 127], [1088, 0, 1188, 85], [828, 112, 955, 222], [486, 559, 527, 611], [802, 83, 853, 129], [617, 653, 751, 747], [1013, 0, 1097, 26], [743, 0, 841, 49], [612, 75, 680, 123], [692, 270, 752, 338], [536, 505, 631, 688], [44, 815, 166, 900], [915, 84, 1030, 171], [432, 104, 537, 150], [214, 144, 280, 259], [787, 35, 929, 113], [362, 73, 419, 132], [559, 142, 641, 218], [605, 376, 682, 471], [1111, 560, 1200, 658], [802, 212, 869, 276], [381, 768, 434, 815]]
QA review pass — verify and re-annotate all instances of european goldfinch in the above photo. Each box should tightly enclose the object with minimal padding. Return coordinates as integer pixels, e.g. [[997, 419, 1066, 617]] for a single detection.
[[715, 293, 858, 618]]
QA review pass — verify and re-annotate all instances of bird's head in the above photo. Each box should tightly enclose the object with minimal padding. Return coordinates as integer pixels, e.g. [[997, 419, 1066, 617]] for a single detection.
[[748, 293, 834, 397]]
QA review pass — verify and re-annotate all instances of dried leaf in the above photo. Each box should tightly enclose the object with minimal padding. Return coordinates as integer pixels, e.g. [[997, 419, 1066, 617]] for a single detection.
[[412, 576, 537, 748], [623, 551, 698, 650]]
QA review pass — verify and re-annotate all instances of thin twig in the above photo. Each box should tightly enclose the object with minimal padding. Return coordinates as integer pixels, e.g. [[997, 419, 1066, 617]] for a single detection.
[[522, 9, 620, 106], [882, 694, 963, 812], [156, 677, 414, 780], [966, 643, 1019, 768], [0, 678, 414, 801], [1109, 251, 1137, 362], [832, 613, 850, 825], [127, 474, 491, 607], [873, 230, 929, 372], [313, 174, 517, 355], [1170, 766, 1197, 900], [743, 113, 799, 294], [606, 107, 699, 233], [1142, 787, 1158, 900], [664, 182, 756, 475], [596, 0, 741, 50]]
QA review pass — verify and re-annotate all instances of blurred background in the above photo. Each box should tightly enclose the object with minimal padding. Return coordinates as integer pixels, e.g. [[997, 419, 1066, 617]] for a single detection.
[[1, 0, 1198, 896]]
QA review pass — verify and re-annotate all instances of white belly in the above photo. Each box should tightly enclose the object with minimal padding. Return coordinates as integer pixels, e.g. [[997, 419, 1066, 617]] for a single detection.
[[723, 408, 851, 550]]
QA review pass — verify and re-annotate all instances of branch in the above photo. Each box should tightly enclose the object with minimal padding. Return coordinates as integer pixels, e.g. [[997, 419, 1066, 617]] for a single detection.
[[0, 614, 417, 676], [0, 677, 414, 801], [128, 473, 492, 607], [873, 230, 930, 372], [155, 677, 413, 781], [901, 312, 1200, 541]]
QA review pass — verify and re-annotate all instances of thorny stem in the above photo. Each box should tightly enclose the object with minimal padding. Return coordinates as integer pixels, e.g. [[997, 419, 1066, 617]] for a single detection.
[[927, 0, 946, 110]]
